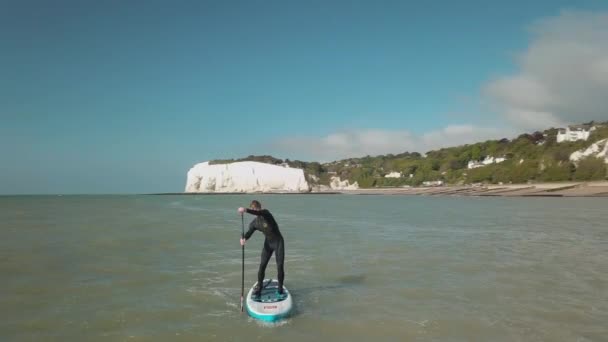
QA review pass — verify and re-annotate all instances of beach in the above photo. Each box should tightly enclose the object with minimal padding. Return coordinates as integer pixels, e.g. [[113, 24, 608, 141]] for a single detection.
[[331, 181, 608, 197]]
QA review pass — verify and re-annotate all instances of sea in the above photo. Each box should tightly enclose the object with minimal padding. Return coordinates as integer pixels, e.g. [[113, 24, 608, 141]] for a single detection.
[[1, 194, 607, 341]]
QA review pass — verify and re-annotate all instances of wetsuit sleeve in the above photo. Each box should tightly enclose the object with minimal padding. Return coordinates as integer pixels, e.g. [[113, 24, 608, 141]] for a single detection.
[[245, 209, 271, 220], [243, 220, 257, 240]]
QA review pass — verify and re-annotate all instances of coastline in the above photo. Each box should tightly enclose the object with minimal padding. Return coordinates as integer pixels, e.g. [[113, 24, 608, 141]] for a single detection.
[[330, 181, 608, 197], [152, 181, 608, 197]]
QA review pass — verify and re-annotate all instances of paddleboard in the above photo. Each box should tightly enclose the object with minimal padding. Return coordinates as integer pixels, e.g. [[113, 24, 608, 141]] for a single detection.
[[245, 279, 292, 322]]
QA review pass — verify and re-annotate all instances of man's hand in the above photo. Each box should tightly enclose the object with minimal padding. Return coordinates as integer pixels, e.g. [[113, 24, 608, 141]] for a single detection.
[[240, 238, 246, 246], [238, 207, 246, 214]]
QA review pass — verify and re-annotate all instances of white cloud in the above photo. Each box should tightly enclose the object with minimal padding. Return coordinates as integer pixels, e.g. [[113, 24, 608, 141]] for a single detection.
[[271, 125, 509, 161], [485, 10, 608, 129], [269, 10, 608, 161]]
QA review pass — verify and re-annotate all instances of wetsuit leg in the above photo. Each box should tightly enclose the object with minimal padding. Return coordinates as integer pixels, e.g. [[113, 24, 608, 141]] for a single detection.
[[257, 240, 273, 288], [275, 238, 285, 288]]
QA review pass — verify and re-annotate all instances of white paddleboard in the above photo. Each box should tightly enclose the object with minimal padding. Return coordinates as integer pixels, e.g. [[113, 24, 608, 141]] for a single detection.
[[245, 279, 292, 322]]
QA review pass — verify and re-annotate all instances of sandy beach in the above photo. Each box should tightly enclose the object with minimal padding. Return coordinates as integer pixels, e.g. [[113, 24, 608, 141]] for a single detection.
[[329, 181, 608, 197], [157, 181, 608, 197]]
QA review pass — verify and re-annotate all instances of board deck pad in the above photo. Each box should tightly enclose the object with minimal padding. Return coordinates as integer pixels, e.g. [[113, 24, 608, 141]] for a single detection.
[[252, 279, 288, 302], [245, 279, 293, 322]]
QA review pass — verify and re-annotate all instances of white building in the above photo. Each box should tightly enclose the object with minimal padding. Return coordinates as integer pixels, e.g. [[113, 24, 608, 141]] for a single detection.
[[384, 171, 402, 178], [423, 180, 444, 187], [467, 156, 507, 169], [556, 125, 595, 143]]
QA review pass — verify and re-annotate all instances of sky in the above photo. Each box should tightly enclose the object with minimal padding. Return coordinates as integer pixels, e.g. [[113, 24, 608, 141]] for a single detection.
[[1, 0, 607, 194]]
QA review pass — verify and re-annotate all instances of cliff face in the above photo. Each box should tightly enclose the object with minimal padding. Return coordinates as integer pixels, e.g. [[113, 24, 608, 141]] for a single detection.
[[185, 161, 310, 193], [570, 138, 608, 164], [329, 176, 359, 190]]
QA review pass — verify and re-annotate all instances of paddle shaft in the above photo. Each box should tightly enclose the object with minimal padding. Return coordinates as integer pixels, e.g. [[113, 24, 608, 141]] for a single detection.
[[240, 214, 245, 312]]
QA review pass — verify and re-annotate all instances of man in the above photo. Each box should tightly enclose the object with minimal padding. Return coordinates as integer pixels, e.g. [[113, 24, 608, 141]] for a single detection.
[[238, 200, 285, 297]]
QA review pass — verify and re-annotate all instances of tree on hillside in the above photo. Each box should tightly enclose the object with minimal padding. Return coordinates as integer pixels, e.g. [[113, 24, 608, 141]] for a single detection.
[[491, 165, 511, 184], [511, 160, 538, 183], [589, 126, 608, 143], [448, 158, 466, 170], [471, 145, 482, 161], [540, 163, 574, 182], [531, 131, 545, 143], [573, 157, 607, 181], [553, 149, 570, 162], [543, 128, 558, 147], [511, 137, 540, 159], [467, 164, 494, 183], [485, 140, 499, 156], [430, 159, 441, 171], [304, 162, 324, 176]]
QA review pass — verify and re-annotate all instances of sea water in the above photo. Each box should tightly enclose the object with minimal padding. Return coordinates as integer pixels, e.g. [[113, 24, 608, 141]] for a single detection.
[[1, 195, 606, 341]]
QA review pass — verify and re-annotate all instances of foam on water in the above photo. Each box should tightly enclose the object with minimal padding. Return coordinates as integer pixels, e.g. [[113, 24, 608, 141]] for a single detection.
[[250, 317, 292, 328]]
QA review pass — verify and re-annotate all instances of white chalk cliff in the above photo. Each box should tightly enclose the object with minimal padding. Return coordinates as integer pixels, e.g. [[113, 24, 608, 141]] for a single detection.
[[329, 176, 359, 190], [185, 161, 310, 193], [570, 138, 608, 164]]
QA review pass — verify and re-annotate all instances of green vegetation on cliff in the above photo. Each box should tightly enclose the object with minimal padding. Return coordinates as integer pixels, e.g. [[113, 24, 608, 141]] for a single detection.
[[211, 122, 608, 187]]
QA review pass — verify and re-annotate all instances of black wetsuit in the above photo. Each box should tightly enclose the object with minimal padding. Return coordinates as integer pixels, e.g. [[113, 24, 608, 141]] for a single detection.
[[243, 209, 285, 290]]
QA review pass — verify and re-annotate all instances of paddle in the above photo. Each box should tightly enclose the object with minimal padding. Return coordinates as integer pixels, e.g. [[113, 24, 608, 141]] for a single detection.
[[240, 213, 245, 312]]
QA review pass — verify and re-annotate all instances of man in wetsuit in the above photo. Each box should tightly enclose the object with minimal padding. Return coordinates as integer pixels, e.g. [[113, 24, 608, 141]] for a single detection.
[[238, 200, 285, 297]]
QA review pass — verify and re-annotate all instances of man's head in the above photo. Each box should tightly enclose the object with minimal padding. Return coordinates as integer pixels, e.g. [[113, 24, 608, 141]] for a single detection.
[[250, 200, 262, 210]]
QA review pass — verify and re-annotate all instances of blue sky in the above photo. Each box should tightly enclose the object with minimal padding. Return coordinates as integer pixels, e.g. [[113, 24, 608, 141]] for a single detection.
[[1, 0, 607, 194]]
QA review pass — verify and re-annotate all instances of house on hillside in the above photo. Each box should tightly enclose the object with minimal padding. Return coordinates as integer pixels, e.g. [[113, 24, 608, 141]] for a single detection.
[[423, 180, 444, 187], [467, 156, 507, 169], [384, 171, 402, 178], [556, 125, 596, 143]]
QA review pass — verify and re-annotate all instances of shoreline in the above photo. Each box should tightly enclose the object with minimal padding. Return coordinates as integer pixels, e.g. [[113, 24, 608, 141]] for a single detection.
[[331, 181, 608, 197], [151, 181, 608, 197]]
